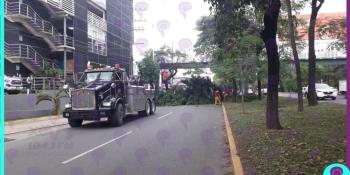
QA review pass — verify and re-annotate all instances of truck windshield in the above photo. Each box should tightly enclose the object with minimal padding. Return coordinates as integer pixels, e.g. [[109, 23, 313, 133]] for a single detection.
[[85, 72, 113, 83]]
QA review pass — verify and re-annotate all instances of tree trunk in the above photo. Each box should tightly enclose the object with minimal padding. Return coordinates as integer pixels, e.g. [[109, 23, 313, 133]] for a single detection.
[[257, 76, 262, 100], [240, 67, 245, 114], [233, 79, 237, 102], [286, 0, 304, 112], [308, 0, 324, 106], [260, 0, 282, 130]]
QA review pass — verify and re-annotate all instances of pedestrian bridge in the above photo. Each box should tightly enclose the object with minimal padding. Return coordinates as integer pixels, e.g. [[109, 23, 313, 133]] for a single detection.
[[159, 57, 346, 70]]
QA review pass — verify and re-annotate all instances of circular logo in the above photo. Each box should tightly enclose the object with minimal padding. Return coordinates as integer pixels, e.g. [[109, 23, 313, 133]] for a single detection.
[[324, 164, 350, 175]]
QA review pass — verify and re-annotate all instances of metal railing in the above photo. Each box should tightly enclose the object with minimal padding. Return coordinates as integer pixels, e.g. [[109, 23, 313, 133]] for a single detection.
[[38, 0, 75, 16], [5, 43, 57, 70], [21, 77, 63, 91], [5, 0, 74, 48], [51, 35, 74, 48], [299, 49, 346, 59], [88, 37, 107, 56], [87, 11, 107, 31]]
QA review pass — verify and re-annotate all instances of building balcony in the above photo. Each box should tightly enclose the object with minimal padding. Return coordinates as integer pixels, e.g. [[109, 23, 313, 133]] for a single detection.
[[88, 38, 107, 56], [5, 43, 58, 73], [88, 11, 107, 31], [5, 0, 75, 51]]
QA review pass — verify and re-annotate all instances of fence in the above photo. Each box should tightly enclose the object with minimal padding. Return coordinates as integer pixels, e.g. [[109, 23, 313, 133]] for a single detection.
[[20, 77, 63, 91]]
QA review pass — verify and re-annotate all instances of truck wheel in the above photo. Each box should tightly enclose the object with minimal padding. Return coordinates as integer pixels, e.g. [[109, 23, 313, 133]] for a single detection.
[[150, 100, 156, 115], [109, 103, 125, 127], [139, 100, 151, 117], [68, 119, 83, 128]]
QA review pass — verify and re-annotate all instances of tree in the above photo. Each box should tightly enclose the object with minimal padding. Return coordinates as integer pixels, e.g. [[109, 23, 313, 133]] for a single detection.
[[155, 46, 187, 90], [285, 0, 304, 112], [259, 0, 283, 129], [307, 0, 324, 106], [36, 88, 68, 115], [137, 50, 160, 88]]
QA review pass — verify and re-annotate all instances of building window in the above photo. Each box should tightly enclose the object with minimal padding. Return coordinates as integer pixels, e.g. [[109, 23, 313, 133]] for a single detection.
[[19, 35, 23, 42]]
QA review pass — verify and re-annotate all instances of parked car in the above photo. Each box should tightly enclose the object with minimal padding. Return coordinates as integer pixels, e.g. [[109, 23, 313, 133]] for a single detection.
[[262, 88, 268, 95], [63, 66, 156, 128], [4, 75, 23, 94], [304, 83, 338, 100]]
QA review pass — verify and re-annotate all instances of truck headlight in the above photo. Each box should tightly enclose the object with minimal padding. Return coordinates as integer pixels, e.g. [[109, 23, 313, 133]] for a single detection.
[[65, 104, 72, 109], [103, 101, 111, 107]]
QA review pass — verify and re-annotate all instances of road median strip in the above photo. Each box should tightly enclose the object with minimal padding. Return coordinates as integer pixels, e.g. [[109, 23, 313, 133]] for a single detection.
[[222, 104, 244, 175]]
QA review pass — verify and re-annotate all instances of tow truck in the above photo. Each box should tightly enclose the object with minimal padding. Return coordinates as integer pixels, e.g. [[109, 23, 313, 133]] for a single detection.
[[63, 65, 156, 127]]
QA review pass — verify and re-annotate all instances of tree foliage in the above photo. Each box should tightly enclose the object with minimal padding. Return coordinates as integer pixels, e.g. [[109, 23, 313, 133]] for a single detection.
[[137, 50, 160, 88]]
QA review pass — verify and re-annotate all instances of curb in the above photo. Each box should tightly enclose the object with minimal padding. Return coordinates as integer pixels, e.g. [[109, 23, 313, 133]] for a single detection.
[[5, 115, 61, 126], [222, 104, 244, 175]]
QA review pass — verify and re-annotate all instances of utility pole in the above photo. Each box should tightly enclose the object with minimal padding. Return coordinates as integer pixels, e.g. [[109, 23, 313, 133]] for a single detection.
[[63, 16, 67, 82]]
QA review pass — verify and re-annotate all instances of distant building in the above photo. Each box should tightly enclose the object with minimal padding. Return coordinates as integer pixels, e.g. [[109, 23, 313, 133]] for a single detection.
[[5, 0, 134, 78], [279, 12, 346, 60]]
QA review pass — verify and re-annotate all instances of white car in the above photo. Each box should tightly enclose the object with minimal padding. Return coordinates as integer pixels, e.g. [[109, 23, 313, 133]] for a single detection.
[[304, 83, 338, 100], [4, 75, 23, 94]]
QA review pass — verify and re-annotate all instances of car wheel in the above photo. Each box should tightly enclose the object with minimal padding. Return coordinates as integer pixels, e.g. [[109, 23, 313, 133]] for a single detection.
[[150, 100, 156, 115], [68, 119, 83, 128], [109, 103, 125, 127], [332, 97, 337, 100]]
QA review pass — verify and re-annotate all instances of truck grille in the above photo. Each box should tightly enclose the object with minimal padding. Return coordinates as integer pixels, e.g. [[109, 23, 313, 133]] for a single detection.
[[71, 89, 96, 110]]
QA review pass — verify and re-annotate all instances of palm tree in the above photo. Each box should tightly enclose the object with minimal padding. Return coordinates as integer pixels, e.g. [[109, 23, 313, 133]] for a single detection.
[[36, 88, 68, 115]]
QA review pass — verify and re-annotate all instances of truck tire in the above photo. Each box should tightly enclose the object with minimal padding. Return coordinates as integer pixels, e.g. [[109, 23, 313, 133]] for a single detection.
[[150, 99, 156, 115], [109, 103, 125, 127], [139, 100, 151, 117], [68, 119, 83, 128]]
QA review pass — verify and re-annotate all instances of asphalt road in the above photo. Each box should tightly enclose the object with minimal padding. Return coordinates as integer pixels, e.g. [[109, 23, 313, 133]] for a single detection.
[[279, 92, 346, 105], [5, 105, 231, 175]]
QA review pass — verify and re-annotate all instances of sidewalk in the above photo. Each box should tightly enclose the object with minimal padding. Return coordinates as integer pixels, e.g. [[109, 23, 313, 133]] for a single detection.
[[5, 115, 67, 135]]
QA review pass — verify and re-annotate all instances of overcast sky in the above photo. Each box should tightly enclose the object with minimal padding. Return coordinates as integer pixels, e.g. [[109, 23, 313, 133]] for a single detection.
[[132, 0, 346, 63]]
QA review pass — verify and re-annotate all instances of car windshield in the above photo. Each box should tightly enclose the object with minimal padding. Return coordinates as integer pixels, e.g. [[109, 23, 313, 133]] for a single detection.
[[316, 84, 330, 89], [85, 72, 113, 83]]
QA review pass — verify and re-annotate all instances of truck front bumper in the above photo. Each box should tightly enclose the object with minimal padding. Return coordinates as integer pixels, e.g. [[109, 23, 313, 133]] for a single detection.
[[63, 109, 111, 121]]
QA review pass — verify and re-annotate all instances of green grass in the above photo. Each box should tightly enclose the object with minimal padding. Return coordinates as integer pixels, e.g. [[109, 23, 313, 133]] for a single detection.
[[225, 98, 346, 175]]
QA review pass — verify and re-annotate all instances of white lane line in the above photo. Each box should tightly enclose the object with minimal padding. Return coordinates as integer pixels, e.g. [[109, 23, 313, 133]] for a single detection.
[[61, 130, 133, 164], [157, 112, 174, 120]]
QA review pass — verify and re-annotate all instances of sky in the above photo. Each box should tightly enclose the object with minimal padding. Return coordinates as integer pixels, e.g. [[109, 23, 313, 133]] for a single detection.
[[132, 0, 347, 63]]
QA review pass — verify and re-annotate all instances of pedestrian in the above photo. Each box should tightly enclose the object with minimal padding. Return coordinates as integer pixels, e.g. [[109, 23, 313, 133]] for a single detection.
[[26, 75, 33, 95], [214, 90, 222, 105]]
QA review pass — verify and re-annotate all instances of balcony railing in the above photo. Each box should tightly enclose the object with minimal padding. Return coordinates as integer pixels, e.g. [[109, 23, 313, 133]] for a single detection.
[[39, 0, 75, 16], [88, 11, 107, 31], [5, 43, 57, 70], [51, 35, 74, 48], [88, 38, 107, 56], [5, 1, 59, 35]]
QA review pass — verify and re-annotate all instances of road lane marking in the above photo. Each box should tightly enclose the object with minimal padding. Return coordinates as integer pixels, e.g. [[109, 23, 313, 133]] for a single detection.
[[61, 130, 133, 164], [157, 112, 174, 119]]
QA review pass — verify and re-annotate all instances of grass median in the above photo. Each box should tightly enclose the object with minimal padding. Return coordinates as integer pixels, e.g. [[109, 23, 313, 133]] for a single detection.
[[225, 98, 345, 174]]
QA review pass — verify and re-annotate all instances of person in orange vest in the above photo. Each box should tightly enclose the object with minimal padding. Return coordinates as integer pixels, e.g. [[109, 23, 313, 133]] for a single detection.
[[214, 90, 222, 105]]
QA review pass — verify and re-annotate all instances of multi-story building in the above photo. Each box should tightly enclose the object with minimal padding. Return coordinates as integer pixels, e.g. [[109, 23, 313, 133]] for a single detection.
[[4, 0, 134, 79]]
